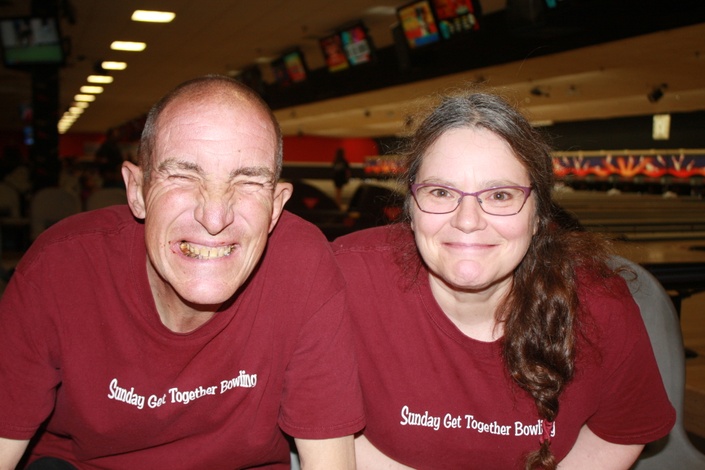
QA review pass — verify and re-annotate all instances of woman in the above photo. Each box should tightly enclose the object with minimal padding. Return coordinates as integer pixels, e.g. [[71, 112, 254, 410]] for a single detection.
[[332, 91, 675, 469]]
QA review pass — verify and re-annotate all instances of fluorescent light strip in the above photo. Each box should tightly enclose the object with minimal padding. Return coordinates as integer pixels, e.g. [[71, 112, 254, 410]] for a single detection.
[[102, 61, 127, 70], [132, 10, 175, 23], [111, 41, 146, 52], [88, 75, 113, 84], [74, 94, 96, 102], [80, 86, 104, 94]]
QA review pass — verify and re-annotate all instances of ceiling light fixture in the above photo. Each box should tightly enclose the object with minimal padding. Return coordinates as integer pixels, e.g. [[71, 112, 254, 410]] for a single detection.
[[364, 6, 397, 15], [132, 10, 175, 23], [80, 85, 104, 94], [88, 75, 114, 84], [102, 61, 127, 70], [111, 41, 146, 52], [74, 94, 96, 102]]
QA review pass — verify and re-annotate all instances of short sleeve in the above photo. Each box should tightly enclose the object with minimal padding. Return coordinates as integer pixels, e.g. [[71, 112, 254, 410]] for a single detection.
[[582, 278, 675, 444], [278, 286, 365, 439], [274, 220, 365, 439], [0, 268, 62, 439]]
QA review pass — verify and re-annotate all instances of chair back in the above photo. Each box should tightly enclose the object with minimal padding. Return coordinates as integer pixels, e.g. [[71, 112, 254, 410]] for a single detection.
[[0, 182, 21, 218], [29, 187, 82, 241], [85, 187, 127, 211], [347, 183, 404, 228], [610, 256, 705, 469]]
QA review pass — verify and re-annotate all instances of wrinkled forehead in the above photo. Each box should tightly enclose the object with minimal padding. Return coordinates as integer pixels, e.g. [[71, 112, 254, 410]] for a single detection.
[[159, 90, 275, 135], [152, 93, 278, 163]]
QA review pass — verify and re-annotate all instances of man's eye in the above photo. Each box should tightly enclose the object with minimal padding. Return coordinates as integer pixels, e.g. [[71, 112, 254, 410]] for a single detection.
[[235, 180, 269, 193], [168, 173, 195, 181]]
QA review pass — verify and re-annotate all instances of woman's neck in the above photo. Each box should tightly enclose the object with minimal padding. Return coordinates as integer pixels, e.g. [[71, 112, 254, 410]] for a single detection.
[[428, 273, 512, 342]]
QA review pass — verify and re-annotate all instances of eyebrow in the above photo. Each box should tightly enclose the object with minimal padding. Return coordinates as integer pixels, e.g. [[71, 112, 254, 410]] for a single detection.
[[157, 158, 275, 182], [418, 177, 526, 188], [233, 166, 275, 181]]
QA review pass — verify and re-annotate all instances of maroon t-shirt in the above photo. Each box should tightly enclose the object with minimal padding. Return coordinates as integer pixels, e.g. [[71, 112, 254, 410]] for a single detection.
[[0, 207, 364, 469], [333, 225, 675, 469]]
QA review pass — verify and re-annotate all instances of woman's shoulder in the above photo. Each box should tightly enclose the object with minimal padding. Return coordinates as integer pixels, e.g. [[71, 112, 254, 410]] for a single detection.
[[332, 224, 409, 255], [575, 264, 645, 348]]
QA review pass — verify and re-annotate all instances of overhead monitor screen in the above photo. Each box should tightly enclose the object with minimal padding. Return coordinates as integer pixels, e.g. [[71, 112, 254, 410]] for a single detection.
[[431, 0, 480, 39], [0, 16, 64, 67], [397, 0, 441, 49]]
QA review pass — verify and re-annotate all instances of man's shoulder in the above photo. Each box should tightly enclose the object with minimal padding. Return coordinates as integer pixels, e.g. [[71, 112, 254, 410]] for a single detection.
[[21, 205, 137, 268], [36, 205, 135, 241], [269, 211, 329, 249]]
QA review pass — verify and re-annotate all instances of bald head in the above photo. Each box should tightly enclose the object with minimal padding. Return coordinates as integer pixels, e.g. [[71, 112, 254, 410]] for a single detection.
[[138, 75, 283, 181]]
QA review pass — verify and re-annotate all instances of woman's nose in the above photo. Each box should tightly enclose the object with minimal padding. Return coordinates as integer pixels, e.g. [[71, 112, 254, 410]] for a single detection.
[[450, 196, 487, 233]]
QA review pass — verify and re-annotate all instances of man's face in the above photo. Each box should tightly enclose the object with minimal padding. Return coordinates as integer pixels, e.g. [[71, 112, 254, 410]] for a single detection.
[[124, 95, 291, 323]]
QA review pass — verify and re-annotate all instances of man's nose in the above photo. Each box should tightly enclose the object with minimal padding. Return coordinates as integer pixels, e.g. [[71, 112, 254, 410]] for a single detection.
[[195, 189, 236, 235]]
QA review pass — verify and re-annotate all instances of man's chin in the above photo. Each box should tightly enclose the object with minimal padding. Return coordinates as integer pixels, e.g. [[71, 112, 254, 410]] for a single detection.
[[175, 283, 243, 312]]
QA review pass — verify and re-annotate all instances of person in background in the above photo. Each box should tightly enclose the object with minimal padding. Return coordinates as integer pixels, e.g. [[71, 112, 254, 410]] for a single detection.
[[332, 90, 674, 469], [332, 148, 351, 208], [95, 127, 126, 190], [0, 145, 32, 214], [57, 156, 81, 197], [0, 75, 363, 469], [95, 128, 123, 169]]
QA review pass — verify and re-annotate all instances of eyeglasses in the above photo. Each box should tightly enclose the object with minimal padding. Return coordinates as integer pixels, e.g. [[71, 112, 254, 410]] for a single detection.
[[410, 183, 533, 216]]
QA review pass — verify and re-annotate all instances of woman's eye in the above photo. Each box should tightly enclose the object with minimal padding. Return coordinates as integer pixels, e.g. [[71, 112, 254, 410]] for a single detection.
[[429, 188, 451, 198], [489, 190, 512, 201]]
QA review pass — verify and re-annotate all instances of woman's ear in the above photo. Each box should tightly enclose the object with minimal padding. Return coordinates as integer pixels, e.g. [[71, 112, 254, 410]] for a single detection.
[[122, 161, 146, 219]]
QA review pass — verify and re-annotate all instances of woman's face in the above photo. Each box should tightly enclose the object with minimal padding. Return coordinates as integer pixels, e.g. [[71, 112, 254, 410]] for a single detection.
[[410, 127, 537, 294]]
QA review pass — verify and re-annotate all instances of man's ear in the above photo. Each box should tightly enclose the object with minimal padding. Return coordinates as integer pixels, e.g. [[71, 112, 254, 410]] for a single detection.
[[268, 181, 293, 233], [122, 161, 146, 220]]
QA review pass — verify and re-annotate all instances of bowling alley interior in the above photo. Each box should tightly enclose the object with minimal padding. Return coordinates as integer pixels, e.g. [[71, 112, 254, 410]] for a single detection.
[[0, 0, 704, 466]]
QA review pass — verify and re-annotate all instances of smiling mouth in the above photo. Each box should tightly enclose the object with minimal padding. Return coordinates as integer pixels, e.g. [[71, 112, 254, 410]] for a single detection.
[[179, 241, 234, 260]]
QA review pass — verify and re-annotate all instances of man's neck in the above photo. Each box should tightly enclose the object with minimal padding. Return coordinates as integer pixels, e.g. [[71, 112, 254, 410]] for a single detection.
[[159, 309, 217, 333], [146, 264, 221, 333]]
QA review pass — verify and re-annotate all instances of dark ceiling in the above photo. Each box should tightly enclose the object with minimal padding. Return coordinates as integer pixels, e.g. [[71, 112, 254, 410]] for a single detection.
[[1, 0, 704, 139]]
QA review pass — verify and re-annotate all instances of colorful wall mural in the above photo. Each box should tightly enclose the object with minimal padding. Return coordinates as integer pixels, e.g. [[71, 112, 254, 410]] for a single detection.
[[363, 150, 705, 183], [552, 150, 705, 181]]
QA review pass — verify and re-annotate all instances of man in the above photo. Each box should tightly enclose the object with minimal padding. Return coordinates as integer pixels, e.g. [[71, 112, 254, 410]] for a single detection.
[[0, 76, 364, 469]]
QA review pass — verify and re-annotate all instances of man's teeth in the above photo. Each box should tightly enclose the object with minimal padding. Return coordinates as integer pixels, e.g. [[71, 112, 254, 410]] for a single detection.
[[179, 242, 234, 259]]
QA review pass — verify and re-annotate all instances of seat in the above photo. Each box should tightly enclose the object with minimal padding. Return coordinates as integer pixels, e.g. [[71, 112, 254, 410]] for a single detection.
[[609, 256, 705, 469], [346, 183, 404, 229], [286, 180, 342, 216], [0, 182, 29, 252], [0, 182, 21, 218], [85, 187, 127, 211], [29, 187, 82, 241]]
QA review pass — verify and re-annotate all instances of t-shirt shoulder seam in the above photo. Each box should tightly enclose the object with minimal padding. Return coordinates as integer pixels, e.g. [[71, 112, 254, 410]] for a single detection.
[[279, 414, 365, 435], [334, 243, 395, 256]]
